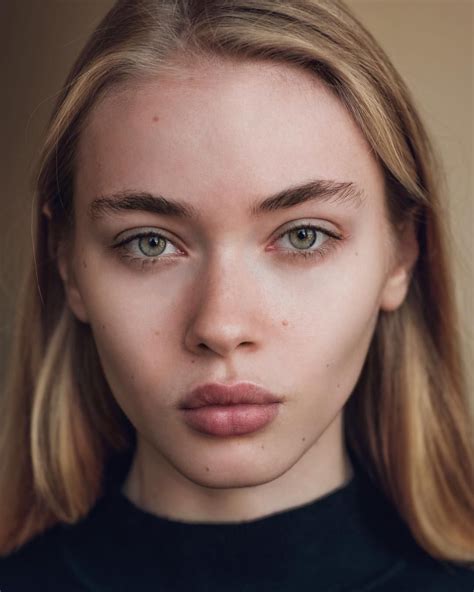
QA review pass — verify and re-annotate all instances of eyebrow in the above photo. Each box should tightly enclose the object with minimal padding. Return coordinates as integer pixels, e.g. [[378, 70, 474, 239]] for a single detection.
[[87, 179, 365, 221]]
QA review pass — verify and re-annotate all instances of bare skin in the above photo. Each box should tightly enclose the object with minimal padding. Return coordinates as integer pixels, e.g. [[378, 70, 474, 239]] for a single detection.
[[57, 57, 418, 523]]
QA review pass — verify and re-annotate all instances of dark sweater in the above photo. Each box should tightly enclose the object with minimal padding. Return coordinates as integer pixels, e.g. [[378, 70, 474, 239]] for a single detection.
[[1, 462, 473, 591]]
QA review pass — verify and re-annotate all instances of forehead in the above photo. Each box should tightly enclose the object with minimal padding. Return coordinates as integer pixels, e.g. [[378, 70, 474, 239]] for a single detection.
[[75, 58, 385, 215]]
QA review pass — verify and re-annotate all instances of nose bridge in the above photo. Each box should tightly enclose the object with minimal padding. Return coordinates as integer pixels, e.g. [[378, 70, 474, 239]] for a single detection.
[[184, 248, 262, 356], [203, 247, 248, 300]]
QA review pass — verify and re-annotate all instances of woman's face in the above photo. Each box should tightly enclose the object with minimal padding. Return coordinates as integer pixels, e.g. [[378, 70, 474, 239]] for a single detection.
[[61, 58, 414, 501]]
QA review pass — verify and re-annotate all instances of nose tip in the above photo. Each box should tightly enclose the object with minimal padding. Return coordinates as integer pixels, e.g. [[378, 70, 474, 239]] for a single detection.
[[187, 322, 257, 357], [183, 275, 262, 358]]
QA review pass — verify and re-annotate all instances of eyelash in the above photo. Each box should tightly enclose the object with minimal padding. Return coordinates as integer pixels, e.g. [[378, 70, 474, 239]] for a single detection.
[[112, 223, 343, 270]]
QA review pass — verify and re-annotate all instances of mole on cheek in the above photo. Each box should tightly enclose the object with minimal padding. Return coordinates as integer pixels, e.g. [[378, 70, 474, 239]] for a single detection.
[[281, 319, 289, 327], [152, 115, 160, 123]]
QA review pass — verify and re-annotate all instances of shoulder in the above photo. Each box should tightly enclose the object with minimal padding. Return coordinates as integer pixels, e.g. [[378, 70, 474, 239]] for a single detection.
[[0, 526, 85, 592], [359, 553, 474, 592]]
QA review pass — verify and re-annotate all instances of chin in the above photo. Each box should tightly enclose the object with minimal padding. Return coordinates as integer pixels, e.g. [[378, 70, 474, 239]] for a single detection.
[[174, 449, 297, 490]]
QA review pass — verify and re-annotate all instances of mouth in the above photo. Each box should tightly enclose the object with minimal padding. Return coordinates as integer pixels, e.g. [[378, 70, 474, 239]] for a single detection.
[[179, 381, 284, 409], [179, 381, 283, 437]]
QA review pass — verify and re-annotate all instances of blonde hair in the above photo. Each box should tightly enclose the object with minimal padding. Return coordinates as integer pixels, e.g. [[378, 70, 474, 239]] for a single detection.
[[1, 0, 473, 566]]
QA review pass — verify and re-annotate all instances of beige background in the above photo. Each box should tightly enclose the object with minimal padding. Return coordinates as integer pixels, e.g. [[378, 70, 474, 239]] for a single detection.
[[0, 0, 472, 395]]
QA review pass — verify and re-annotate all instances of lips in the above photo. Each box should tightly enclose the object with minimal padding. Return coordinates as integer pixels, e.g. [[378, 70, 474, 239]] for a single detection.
[[179, 381, 284, 409], [179, 381, 283, 437]]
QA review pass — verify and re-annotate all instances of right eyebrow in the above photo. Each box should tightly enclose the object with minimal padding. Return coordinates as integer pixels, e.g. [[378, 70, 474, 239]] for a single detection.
[[87, 179, 366, 221]]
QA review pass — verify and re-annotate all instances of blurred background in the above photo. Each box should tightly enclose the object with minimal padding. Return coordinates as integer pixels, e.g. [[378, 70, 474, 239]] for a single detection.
[[0, 0, 472, 397]]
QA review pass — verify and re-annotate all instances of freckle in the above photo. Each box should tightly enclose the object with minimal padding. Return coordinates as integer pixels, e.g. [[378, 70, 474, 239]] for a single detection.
[[154, 331, 160, 336], [101, 324, 106, 330], [131, 374, 134, 380], [82, 260, 87, 269], [302, 437, 306, 442], [261, 445, 265, 449], [205, 466, 210, 472], [152, 115, 160, 122], [326, 363, 330, 367], [355, 252, 358, 256], [282, 319, 288, 326], [337, 383, 340, 388]]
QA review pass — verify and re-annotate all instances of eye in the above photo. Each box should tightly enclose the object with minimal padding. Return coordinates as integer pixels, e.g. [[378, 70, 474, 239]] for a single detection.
[[137, 235, 167, 257], [112, 229, 182, 268], [111, 223, 344, 271], [273, 223, 343, 261]]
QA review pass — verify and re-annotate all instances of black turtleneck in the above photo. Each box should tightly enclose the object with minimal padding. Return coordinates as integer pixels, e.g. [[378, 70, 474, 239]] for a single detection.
[[1, 453, 472, 591]]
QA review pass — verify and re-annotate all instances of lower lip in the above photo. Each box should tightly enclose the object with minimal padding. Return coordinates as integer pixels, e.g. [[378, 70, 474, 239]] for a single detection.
[[180, 403, 280, 437]]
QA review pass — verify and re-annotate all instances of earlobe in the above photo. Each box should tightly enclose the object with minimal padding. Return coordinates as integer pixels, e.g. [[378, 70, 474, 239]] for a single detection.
[[56, 242, 90, 324], [379, 266, 413, 312], [379, 221, 419, 312]]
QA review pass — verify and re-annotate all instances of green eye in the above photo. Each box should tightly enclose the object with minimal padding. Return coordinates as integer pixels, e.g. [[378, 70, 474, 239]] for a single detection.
[[287, 227, 317, 250], [138, 235, 167, 257]]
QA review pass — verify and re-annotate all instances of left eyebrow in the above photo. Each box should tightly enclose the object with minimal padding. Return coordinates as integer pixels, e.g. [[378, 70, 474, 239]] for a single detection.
[[87, 179, 366, 221]]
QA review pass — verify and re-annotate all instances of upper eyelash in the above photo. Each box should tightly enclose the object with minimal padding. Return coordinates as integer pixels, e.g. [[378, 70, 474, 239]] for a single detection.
[[112, 224, 343, 268]]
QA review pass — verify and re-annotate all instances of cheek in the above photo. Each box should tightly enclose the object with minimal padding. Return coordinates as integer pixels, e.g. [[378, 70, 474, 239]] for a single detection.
[[73, 264, 183, 411], [283, 252, 384, 395]]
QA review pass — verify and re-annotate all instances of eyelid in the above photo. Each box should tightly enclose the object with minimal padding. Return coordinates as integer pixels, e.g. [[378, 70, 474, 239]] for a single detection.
[[114, 226, 179, 244], [273, 220, 341, 242]]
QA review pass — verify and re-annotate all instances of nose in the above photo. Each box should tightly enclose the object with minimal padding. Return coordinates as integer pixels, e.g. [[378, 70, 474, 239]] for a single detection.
[[184, 253, 264, 358]]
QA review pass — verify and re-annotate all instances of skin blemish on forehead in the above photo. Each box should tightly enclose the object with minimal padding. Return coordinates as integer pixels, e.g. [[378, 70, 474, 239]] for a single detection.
[[152, 115, 160, 122]]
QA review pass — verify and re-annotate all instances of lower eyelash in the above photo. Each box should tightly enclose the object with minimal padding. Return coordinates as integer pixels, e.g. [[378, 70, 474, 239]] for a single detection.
[[282, 239, 339, 260]]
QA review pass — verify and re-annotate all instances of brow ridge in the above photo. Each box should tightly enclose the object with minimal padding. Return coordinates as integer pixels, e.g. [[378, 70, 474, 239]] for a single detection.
[[87, 179, 365, 221]]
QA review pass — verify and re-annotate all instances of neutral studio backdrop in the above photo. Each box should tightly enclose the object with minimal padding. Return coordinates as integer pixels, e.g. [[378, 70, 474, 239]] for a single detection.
[[0, 1, 472, 399]]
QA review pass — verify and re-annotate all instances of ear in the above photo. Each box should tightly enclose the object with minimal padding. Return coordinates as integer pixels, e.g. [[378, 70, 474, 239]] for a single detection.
[[379, 220, 419, 312], [56, 237, 90, 324], [43, 202, 90, 323]]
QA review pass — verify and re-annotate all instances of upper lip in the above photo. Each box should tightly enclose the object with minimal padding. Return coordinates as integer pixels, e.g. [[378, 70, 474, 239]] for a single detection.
[[179, 381, 284, 409]]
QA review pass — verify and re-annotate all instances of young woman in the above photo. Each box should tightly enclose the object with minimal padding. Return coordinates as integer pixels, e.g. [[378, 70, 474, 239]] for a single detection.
[[1, 0, 473, 590]]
